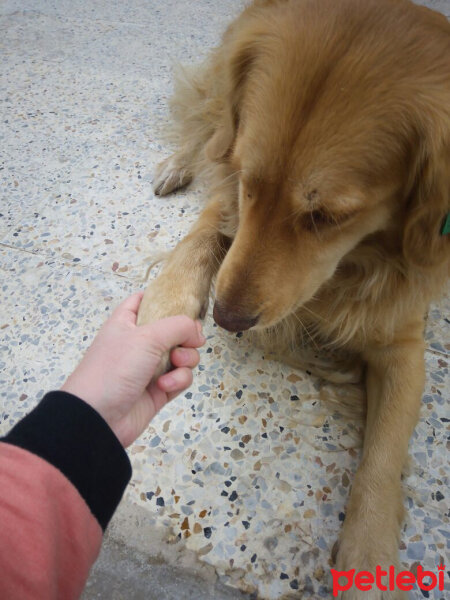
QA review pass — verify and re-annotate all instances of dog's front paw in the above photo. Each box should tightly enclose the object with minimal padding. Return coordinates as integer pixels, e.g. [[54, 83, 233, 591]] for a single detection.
[[329, 463, 407, 600], [332, 549, 407, 599], [153, 154, 192, 196], [137, 275, 208, 378], [332, 524, 406, 600], [137, 276, 207, 325]]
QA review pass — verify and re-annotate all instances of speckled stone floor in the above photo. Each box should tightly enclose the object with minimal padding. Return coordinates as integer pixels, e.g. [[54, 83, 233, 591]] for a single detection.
[[1, 1, 449, 599]]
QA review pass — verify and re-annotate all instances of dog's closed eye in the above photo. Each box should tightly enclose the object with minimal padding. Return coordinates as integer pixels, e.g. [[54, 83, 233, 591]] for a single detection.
[[307, 209, 336, 229], [303, 209, 355, 232]]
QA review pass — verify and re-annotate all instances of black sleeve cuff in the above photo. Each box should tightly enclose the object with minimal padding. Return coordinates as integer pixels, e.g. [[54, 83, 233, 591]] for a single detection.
[[1, 391, 132, 531]]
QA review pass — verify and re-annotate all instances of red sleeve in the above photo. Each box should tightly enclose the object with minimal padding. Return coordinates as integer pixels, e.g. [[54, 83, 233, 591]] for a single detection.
[[0, 391, 132, 599], [0, 442, 102, 600]]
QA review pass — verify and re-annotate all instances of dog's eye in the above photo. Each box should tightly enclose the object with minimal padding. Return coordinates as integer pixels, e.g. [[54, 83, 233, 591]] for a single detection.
[[303, 209, 354, 232], [304, 209, 337, 231]]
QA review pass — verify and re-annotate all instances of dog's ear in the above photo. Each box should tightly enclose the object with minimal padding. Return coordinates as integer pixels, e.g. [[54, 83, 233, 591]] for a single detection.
[[402, 142, 450, 268], [205, 35, 257, 161]]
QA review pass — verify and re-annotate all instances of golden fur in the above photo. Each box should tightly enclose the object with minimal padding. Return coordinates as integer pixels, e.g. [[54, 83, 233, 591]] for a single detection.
[[139, 0, 450, 597]]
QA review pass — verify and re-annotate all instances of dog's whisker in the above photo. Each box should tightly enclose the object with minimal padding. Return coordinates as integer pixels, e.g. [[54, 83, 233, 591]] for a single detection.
[[300, 302, 330, 325], [291, 311, 320, 351]]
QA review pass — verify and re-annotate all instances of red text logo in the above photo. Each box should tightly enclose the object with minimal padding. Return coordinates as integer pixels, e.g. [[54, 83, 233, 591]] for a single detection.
[[330, 564, 446, 596]]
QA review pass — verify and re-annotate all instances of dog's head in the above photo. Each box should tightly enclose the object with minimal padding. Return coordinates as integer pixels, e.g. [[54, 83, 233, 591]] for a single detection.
[[210, 0, 450, 332]]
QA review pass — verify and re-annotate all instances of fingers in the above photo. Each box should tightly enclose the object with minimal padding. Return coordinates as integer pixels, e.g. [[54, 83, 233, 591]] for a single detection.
[[112, 292, 144, 324], [142, 315, 206, 352], [157, 366, 193, 395], [170, 347, 200, 369]]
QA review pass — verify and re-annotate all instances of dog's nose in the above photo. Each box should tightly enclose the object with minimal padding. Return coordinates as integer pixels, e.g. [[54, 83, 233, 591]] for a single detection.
[[213, 302, 259, 332]]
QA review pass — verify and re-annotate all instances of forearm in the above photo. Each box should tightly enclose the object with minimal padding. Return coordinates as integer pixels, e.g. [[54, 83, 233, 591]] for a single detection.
[[0, 391, 132, 600]]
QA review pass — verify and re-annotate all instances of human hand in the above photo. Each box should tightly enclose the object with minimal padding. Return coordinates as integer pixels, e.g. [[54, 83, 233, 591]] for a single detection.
[[61, 292, 206, 447]]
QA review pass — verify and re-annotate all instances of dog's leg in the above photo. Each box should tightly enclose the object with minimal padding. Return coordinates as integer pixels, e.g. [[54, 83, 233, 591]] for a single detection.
[[153, 145, 197, 196], [153, 61, 223, 196], [335, 325, 425, 599], [137, 198, 229, 373]]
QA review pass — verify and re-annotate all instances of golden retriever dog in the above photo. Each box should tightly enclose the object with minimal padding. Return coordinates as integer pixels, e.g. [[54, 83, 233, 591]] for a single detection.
[[138, 0, 450, 596]]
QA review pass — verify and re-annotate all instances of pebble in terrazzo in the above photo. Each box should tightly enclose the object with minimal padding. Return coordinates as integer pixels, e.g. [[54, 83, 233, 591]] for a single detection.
[[1, 1, 449, 599]]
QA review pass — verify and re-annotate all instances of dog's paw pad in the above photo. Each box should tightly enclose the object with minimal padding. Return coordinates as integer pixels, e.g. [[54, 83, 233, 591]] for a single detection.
[[153, 155, 192, 196]]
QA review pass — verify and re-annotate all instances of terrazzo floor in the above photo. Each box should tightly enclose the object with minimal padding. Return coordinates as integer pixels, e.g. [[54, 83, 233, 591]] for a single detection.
[[1, 1, 449, 599]]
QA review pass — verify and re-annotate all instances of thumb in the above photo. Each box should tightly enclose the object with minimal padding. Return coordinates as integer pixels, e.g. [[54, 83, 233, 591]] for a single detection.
[[141, 315, 206, 352], [112, 292, 145, 324]]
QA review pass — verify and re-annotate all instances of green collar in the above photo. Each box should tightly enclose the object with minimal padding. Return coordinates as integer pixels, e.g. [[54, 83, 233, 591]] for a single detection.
[[441, 214, 450, 236]]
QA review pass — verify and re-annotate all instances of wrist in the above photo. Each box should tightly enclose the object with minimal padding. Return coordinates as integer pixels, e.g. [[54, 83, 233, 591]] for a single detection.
[[61, 377, 110, 430], [61, 377, 95, 409]]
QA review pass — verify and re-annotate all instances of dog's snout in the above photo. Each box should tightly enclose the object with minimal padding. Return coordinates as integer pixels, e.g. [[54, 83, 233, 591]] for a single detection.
[[213, 301, 259, 332]]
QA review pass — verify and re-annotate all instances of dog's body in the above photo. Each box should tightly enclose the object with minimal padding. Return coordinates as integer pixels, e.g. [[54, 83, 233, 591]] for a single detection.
[[139, 0, 450, 596]]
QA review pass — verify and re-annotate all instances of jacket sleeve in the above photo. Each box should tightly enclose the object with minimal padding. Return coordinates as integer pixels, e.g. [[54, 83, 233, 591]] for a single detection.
[[0, 391, 132, 600]]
